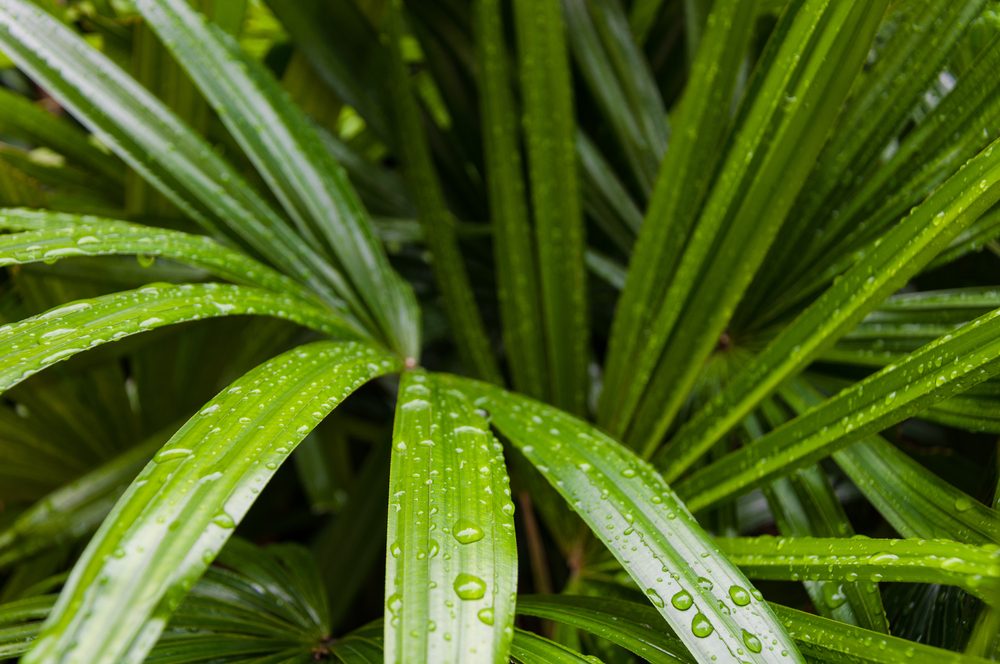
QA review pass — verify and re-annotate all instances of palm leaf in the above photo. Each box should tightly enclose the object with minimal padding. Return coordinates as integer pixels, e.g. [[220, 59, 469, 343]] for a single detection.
[[444, 375, 802, 662], [384, 371, 516, 663], [134, 0, 420, 358], [22, 341, 398, 664]]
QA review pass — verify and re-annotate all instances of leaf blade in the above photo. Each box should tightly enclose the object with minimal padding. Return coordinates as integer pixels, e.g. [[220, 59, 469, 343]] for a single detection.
[[444, 375, 803, 663], [22, 340, 399, 664], [384, 372, 517, 663]]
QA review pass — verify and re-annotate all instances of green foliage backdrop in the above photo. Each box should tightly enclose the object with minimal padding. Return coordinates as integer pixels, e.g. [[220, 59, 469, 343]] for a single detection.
[[0, 0, 998, 662]]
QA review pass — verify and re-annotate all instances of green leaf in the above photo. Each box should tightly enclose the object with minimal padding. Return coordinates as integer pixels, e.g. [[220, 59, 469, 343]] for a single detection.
[[0, 208, 316, 301], [609, 0, 891, 452], [134, 0, 420, 359], [475, 0, 546, 399], [676, 300, 1000, 511], [760, 0, 991, 295], [23, 340, 399, 664], [509, 629, 596, 664], [716, 536, 1000, 605], [781, 378, 1000, 545], [771, 603, 993, 664], [153, 539, 330, 662], [514, 0, 589, 415], [599, 0, 754, 437], [764, 34, 1000, 314], [664, 136, 1000, 481], [384, 371, 517, 663], [563, 0, 668, 193], [750, 404, 888, 632], [384, 0, 499, 381], [0, 0, 352, 315], [330, 622, 386, 663], [516, 595, 690, 663], [443, 375, 803, 663], [0, 282, 359, 397]]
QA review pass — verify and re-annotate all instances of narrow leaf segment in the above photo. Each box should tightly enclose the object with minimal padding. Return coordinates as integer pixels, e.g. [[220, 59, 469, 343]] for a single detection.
[[23, 341, 399, 664], [385, 371, 517, 663], [444, 375, 802, 663]]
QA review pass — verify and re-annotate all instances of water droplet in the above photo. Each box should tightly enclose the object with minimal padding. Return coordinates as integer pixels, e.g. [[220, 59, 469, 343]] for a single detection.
[[691, 612, 714, 638], [453, 574, 487, 600], [729, 585, 751, 606], [453, 520, 485, 544], [645, 588, 665, 608], [671, 589, 693, 611], [477, 608, 494, 625], [742, 629, 762, 653], [154, 448, 192, 463], [136, 254, 156, 268], [954, 496, 973, 512], [212, 512, 235, 529]]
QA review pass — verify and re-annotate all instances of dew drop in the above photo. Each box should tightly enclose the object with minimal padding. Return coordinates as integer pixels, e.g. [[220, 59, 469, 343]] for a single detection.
[[729, 585, 751, 606], [477, 608, 494, 625], [742, 629, 762, 653], [671, 589, 693, 611], [453, 520, 485, 544], [453, 574, 487, 600], [691, 612, 714, 638]]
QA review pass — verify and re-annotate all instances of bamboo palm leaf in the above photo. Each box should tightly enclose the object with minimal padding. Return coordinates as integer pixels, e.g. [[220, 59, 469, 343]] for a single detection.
[[675, 302, 1000, 510], [476, 0, 546, 399], [608, 0, 891, 452], [384, 0, 499, 381], [384, 372, 516, 663], [0, 0, 353, 315], [716, 536, 1000, 605], [514, 0, 589, 415], [0, 209, 314, 301], [665, 137, 1000, 480], [134, 0, 420, 359], [22, 341, 398, 664], [0, 283, 359, 396], [444, 375, 802, 662]]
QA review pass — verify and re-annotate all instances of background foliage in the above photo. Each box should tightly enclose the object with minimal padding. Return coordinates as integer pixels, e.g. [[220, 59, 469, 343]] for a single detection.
[[0, 0, 998, 662]]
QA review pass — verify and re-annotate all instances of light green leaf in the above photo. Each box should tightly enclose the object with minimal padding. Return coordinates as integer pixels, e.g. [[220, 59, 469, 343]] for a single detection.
[[134, 0, 420, 359], [23, 340, 399, 664], [516, 595, 690, 663], [443, 375, 803, 663], [384, 372, 517, 663], [771, 603, 993, 664], [664, 136, 1000, 481], [0, 0, 351, 314], [780, 378, 1000, 545], [716, 536, 1000, 605], [509, 629, 596, 664], [0, 282, 360, 396], [514, 0, 589, 415], [0, 208, 315, 301], [751, 404, 888, 632], [676, 301, 1000, 511]]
